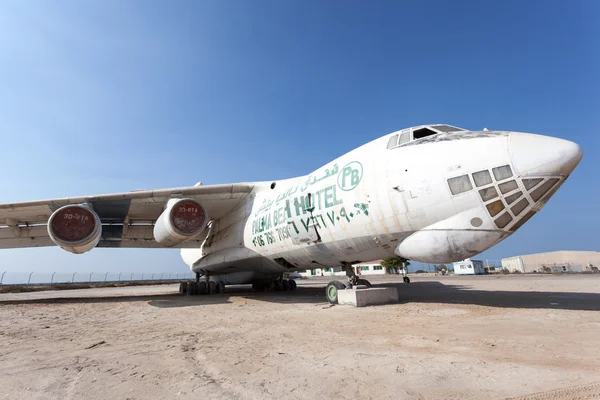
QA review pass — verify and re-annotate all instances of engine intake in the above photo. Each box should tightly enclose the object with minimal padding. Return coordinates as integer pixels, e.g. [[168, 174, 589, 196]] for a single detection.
[[47, 204, 102, 254], [154, 198, 208, 247]]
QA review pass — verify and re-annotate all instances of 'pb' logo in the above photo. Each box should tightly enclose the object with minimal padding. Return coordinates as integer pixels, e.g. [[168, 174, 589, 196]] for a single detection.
[[337, 161, 363, 191]]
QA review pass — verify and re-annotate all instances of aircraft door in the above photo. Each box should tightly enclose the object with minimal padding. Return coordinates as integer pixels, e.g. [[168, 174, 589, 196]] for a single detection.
[[286, 193, 320, 245]]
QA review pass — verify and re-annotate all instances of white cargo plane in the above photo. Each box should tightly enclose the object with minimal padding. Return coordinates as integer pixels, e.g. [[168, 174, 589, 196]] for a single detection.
[[0, 125, 582, 303]]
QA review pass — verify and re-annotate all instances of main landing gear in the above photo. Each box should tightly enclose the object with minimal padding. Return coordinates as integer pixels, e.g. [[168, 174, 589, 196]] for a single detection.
[[252, 277, 297, 292], [325, 264, 372, 305], [179, 273, 298, 296], [179, 272, 226, 296]]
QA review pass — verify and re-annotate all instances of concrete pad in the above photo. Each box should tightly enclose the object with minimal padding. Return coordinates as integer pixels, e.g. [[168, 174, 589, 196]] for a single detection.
[[337, 287, 399, 307]]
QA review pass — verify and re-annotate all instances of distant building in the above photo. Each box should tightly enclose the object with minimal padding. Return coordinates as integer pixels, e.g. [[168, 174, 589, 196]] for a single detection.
[[501, 251, 600, 273], [453, 259, 485, 275], [299, 260, 387, 277]]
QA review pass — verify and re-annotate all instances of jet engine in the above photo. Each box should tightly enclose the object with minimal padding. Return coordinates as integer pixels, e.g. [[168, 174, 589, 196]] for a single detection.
[[47, 204, 102, 254], [153, 198, 208, 247]]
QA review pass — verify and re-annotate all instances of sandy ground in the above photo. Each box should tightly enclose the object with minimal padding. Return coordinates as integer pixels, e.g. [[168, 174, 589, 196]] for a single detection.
[[1, 274, 600, 400]]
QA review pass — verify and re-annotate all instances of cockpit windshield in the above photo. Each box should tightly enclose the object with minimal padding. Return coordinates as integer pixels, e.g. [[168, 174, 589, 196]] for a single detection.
[[431, 124, 466, 133], [386, 124, 467, 149]]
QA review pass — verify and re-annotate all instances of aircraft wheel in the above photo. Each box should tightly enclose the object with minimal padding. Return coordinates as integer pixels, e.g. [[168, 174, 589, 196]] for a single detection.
[[282, 279, 291, 291], [217, 281, 226, 294], [197, 281, 207, 295], [357, 278, 372, 288], [325, 281, 346, 305], [274, 280, 284, 291], [288, 279, 297, 291], [179, 282, 187, 295], [403, 277, 410, 284], [186, 282, 195, 296], [208, 281, 217, 294]]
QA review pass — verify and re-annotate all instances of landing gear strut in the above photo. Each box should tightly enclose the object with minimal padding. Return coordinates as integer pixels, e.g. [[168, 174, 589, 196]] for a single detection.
[[343, 263, 372, 288], [401, 263, 410, 284], [325, 264, 372, 305]]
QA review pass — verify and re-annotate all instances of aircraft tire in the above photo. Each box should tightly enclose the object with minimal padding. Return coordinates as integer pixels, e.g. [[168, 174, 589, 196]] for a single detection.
[[274, 280, 284, 291], [186, 282, 195, 296], [179, 282, 187, 295], [357, 278, 372, 288], [403, 277, 410, 284], [217, 281, 225, 294], [208, 281, 217, 294], [282, 279, 291, 291], [197, 281, 207, 295], [326, 281, 346, 305], [289, 279, 297, 291]]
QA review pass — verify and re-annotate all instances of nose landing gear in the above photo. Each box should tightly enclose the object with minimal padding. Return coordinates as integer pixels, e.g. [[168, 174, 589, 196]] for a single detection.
[[325, 263, 373, 305]]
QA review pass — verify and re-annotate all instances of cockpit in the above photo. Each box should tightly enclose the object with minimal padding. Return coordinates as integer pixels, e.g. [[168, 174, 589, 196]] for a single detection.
[[386, 124, 467, 149]]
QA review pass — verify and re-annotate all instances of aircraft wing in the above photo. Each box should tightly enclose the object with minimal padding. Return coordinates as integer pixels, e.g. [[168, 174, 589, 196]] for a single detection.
[[0, 183, 254, 249]]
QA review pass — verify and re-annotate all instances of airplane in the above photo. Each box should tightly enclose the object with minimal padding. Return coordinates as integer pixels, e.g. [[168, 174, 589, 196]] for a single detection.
[[0, 124, 583, 304]]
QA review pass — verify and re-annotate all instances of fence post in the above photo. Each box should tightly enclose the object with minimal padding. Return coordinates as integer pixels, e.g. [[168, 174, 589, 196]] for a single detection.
[[72, 272, 76, 283], [1, 271, 6, 284], [118, 272, 122, 281], [89, 272, 93, 282], [104, 272, 109, 282], [176, 273, 179, 279], [28, 271, 34, 284], [141, 273, 144, 280], [51, 272, 56, 284]]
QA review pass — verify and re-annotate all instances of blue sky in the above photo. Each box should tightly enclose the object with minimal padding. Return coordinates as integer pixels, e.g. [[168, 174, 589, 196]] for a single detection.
[[0, 0, 598, 277]]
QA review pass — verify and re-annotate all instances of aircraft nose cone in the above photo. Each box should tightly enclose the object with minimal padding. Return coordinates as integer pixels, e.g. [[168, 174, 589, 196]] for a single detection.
[[509, 133, 583, 177]]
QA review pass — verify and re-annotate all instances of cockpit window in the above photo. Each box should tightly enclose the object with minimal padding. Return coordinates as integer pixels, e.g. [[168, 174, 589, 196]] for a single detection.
[[431, 125, 466, 133], [413, 127, 438, 140], [386, 134, 399, 149], [399, 131, 410, 145]]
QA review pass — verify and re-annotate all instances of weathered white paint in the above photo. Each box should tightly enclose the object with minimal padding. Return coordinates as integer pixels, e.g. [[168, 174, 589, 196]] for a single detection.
[[0, 125, 583, 286], [183, 125, 582, 283]]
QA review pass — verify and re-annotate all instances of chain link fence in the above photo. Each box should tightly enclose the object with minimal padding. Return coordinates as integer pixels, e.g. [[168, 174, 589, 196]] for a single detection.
[[0, 271, 195, 285]]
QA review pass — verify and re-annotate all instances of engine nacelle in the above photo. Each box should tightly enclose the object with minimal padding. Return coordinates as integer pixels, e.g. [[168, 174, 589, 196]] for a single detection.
[[47, 204, 102, 254], [153, 198, 208, 247]]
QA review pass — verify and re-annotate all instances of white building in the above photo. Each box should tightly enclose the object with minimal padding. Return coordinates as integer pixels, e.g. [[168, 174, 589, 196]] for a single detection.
[[453, 259, 485, 275], [502, 251, 600, 273], [299, 260, 387, 277]]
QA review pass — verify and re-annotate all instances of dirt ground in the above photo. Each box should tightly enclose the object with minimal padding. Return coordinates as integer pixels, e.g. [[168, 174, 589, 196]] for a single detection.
[[1, 274, 600, 400]]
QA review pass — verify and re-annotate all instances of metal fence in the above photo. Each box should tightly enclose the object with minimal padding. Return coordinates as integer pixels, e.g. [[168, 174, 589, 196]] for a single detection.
[[0, 271, 195, 285]]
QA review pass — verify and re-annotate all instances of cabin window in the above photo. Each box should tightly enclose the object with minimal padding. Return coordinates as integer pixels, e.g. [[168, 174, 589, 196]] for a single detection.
[[448, 175, 473, 195], [413, 127, 438, 140], [492, 165, 513, 181], [472, 170, 492, 187]]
